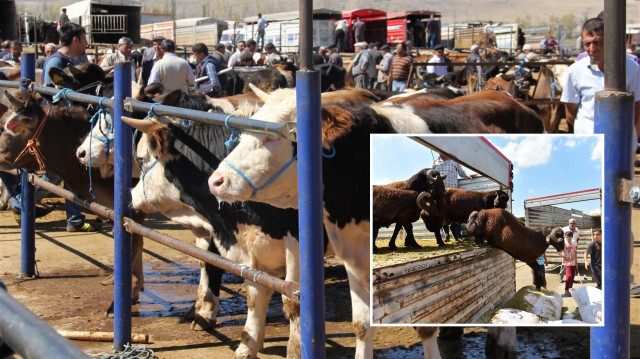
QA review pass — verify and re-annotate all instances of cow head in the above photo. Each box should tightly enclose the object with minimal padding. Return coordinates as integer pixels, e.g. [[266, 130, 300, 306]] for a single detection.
[[416, 191, 436, 216], [465, 210, 485, 237], [0, 90, 46, 170], [542, 226, 565, 251], [49, 63, 107, 91]]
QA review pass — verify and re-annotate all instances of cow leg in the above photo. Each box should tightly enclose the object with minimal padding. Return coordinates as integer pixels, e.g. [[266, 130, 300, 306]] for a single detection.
[[187, 236, 222, 331], [404, 223, 421, 249], [236, 280, 273, 359], [283, 236, 301, 358], [131, 233, 144, 304], [415, 327, 440, 359], [442, 225, 451, 241], [344, 262, 374, 359], [434, 224, 446, 247], [485, 327, 517, 359], [388, 223, 402, 250]]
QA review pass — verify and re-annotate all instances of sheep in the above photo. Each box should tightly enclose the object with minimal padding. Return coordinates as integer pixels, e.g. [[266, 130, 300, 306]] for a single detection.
[[373, 168, 446, 252], [419, 188, 511, 247], [466, 208, 565, 290], [373, 186, 436, 253]]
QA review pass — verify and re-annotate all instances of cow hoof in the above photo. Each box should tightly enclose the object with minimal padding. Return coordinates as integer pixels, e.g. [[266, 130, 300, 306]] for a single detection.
[[389, 244, 397, 250], [438, 243, 446, 247], [235, 346, 257, 359], [406, 242, 421, 249], [184, 305, 196, 321], [190, 315, 216, 331], [104, 301, 114, 317], [101, 273, 115, 286]]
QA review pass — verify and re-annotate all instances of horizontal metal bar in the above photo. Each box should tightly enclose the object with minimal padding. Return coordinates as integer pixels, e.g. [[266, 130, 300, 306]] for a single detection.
[[29, 175, 115, 221], [617, 178, 640, 204], [123, 98, 298, 141], [123, 218, 301, 302], [0, 81, 117, 109], [413, 61, 574, 67], [0, 281, 88, 359]]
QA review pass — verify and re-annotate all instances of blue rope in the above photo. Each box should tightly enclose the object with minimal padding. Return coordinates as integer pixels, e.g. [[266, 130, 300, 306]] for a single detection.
[[223, 154, 297, 198], [87, 97, 113, 198], [181, 118, 193, 127], [322, 143, 336, 158], [141, 158, 159, 201], [52, 88, 74, 106], [147, 103, 159, 119], [224, 114, 241, 148]]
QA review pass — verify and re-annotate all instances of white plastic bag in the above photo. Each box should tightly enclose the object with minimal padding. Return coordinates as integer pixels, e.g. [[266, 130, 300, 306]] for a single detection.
[[571, 286, 603, 324]]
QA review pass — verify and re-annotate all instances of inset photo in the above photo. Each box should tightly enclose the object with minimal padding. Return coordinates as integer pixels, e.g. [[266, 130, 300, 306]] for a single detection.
[[371, 135, 604, 326]]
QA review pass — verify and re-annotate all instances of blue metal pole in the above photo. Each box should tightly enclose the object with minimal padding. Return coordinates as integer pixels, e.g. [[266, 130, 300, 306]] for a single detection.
[[19, 52, 36, 278], [296, 70, 325, 358], [591, 91, 634, 358], [112, 62, 132, 351]]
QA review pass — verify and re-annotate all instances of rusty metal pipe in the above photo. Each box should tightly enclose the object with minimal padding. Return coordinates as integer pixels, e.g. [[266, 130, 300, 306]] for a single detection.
[[29, 175, 115, 221], [123, 218, 300, 302]]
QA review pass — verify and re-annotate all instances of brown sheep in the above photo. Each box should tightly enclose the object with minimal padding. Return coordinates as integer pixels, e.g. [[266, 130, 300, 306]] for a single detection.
[[466, 208, 565, 290], [373, 168, 446, 252], [419, 188, 511, 247]]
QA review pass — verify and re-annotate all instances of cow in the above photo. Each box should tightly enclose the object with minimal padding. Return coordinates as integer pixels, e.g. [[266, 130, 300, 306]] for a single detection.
[[208, 85, 435, 358], [484, 66, 565, 133], [26, 20, 60, 45], [221, 67, 290, 96], [314, 63, 346, 92], [382, 89, 544, 133], [0, 89, 146, 305], [118, 113, 305, 358]]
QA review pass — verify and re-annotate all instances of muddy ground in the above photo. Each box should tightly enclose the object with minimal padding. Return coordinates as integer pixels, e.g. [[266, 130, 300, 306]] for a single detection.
[[0, 196, 638, 358]]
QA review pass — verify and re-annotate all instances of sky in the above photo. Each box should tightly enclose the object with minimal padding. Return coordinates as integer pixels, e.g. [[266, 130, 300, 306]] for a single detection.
[[371, 135, 604, 218]]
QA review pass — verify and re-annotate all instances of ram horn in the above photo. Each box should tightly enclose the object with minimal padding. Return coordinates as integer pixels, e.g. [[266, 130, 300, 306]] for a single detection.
[[546, 227, 564, 243], [416, 191, 432, 210], [249, 83, 270, 102], [4, 90, 25, 109]]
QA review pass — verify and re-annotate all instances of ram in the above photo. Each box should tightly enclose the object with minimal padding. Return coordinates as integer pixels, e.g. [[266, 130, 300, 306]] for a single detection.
[[466, 208, 565, 290]]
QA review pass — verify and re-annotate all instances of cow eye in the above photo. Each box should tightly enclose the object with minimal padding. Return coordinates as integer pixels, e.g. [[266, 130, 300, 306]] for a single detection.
[[262, 135, 281, 145]]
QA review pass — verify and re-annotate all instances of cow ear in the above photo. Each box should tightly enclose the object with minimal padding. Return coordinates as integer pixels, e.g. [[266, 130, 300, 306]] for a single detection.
[[49, 67, 76, 89], [147, 123, 175, 160], [157, 89, 182, 107], [320, 105, 355, 145]]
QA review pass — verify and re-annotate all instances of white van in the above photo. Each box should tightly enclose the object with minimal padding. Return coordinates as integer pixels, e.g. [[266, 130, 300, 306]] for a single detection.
[[220, 26, 245, 46]]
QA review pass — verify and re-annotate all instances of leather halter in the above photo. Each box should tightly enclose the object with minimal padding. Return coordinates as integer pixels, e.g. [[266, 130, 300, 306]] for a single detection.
[[0, 107, 51, 170]]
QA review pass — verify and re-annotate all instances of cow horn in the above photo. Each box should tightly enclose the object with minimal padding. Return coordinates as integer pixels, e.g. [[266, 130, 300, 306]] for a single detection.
[[249, 83, 269, 102], [4, 90, 25, 109], [416, 191, 432, 211], [427, 169, 438, 181], [121, 116, 156, 134]]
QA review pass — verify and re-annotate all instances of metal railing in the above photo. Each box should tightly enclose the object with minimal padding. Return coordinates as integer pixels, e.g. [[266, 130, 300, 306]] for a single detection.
[[91, 15, 127, 33], [1, 49, 323, 355]]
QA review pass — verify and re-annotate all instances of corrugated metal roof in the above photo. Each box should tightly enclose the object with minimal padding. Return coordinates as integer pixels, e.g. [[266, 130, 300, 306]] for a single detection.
[[243, 8, 342, 23], [174, 17, 228, 27]]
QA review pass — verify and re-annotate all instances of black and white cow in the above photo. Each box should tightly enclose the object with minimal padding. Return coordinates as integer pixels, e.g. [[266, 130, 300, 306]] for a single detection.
[[208, 85, 432, 357], [120, 113, 304, 358]]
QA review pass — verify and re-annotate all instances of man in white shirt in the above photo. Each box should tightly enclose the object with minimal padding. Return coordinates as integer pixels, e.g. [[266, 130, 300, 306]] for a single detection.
[[147, 39, 195, 94], [99, 36, 137, 80], [561, 17, 640, 136], [427, 44, 449, 77]]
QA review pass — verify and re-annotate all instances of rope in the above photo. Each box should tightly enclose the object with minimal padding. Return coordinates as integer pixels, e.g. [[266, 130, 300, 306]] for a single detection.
[[322, 143, 336, 158], [224, 114, 240, 148], [224, 154, 297, 198], [87, 97, 113, 198], [140, 159, 159, 201], [88, 343, 155, 359], [51, 88, 74, 105], [11, 107, 52, 171]]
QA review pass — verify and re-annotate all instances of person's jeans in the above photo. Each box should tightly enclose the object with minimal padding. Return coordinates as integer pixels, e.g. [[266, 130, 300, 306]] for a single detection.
[[257, 30, 265, 50], [428, 33, 437, 48], [354, 74, 368, 89], [591, 264, 602, 289], [565, 265, 577, 291], [392, 80, 407, 92]]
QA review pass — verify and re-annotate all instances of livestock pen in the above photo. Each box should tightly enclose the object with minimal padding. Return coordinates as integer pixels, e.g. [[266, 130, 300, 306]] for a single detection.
[[0, 5, 329, 353]]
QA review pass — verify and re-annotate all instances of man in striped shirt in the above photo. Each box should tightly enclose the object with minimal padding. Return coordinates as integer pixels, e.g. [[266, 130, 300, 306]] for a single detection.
[[386, 42, 412, 92]]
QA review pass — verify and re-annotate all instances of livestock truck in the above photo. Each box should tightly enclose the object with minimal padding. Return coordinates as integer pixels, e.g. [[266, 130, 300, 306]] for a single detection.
[[140, 17, 227, 48], [65, 0, 141, 44], [242, 8, 341, 53]]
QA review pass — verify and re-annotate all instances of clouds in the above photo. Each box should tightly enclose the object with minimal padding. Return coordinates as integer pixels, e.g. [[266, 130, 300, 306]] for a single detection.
[[495, 136, 554, 168], [591, 136, 604, 162]]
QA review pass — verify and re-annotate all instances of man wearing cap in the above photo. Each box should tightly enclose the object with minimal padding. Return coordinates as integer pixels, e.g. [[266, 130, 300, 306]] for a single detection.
[[351, 41, 370, 88], [147, 39, 195, 94], [140, 35, 165, 86], [376, 44, 392, 90], [387, 42, 412, 92], [100, 37, 136, 80], [427, 44, 450, 77], [466, 44, 482, 91], [353, 17, 366, 44]]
